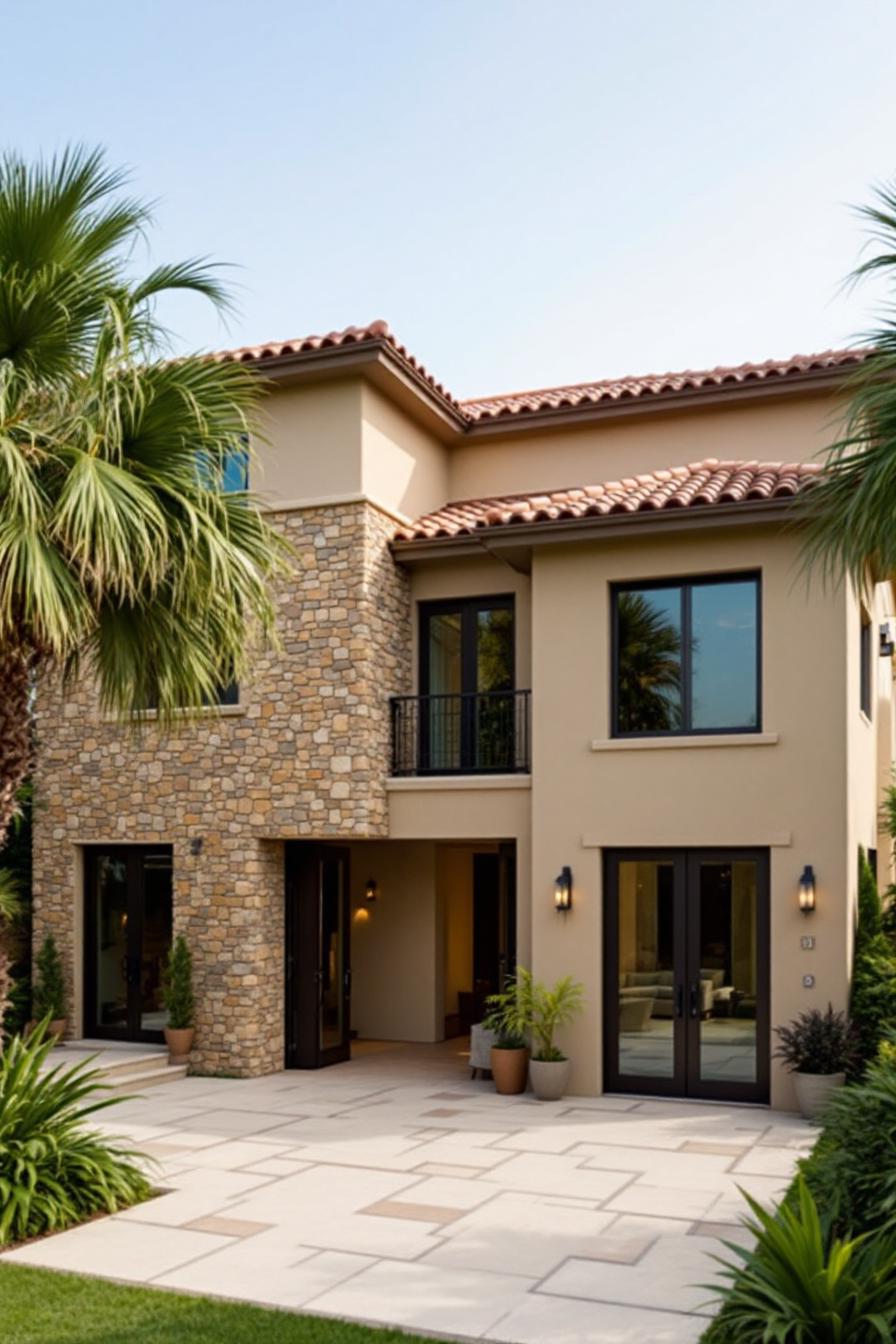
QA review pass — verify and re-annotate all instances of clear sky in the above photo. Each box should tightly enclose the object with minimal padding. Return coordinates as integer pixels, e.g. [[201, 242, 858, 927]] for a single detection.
[[5, 0, 896, 399]]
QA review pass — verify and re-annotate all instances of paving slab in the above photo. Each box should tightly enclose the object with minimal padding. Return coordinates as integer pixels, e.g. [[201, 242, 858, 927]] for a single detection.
[[1, 1037, 808, 1342]]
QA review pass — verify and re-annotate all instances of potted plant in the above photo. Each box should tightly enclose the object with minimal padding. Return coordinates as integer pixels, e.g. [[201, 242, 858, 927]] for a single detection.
[[525, 971, 585, 1101], [162, 935, 195, 1064], [483, 976, 530, 1094], [32, 934, 68, 1044], [774, 1004, 854, 1119]]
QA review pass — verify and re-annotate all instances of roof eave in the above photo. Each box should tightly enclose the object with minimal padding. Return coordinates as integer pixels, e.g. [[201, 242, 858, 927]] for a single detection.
[[392, 497, 803, 567], [462, 365, 858, 438]]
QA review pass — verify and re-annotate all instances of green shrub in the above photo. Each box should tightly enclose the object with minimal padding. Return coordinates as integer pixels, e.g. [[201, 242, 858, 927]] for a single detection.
[[795, 1041, 896, 1239], [849, 851, 896, 1078], [773, 1004, 855, 1075], [483, 973, 529, 1049], [708, 1179, 896, 1343], [32, 935, 67, 1022], [161, 935, 194, 1030], [521, 970, 585, 1062], [0, 1023, 151, 1246]]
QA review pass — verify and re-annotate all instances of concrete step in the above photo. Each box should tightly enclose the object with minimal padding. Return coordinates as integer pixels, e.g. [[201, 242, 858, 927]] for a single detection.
[[104, 1064, 188, 1096], [89, 1051, 171, 1082]]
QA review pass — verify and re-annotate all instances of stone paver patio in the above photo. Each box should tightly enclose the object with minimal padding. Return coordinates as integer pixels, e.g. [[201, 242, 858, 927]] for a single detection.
[[3, 1039, 812, 1343]]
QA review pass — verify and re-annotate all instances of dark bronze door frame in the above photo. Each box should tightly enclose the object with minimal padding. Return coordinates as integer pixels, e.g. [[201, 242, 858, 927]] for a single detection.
[[84, 845, 172, 1043], [603, 847, 770, 1103], [285, 843, 351, 1069]]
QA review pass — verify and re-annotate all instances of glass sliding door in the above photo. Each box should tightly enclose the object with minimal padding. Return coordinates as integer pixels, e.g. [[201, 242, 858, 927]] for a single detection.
[[84, 846, 172, 1042], [604, 849, 769, 1102]]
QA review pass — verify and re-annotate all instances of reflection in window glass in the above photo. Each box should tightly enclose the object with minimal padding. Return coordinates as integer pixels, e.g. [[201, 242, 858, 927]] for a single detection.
[[477, 608, 514, 692], [615, 588, 683, 732], [691, 582, 758, 730], [617, 860, 676, 1078]]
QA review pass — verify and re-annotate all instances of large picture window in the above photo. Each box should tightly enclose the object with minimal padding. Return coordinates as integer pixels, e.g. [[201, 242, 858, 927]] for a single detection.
[[613, 573, 760, 736]]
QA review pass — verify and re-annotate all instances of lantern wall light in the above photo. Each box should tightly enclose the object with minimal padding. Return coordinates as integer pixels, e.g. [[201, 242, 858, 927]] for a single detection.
[[365, 878, 379, 903], [554, 866, 573, 913], [798, 865, 816, 915]]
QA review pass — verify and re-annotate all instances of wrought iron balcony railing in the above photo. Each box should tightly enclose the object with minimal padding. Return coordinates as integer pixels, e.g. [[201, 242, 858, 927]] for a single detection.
[[390, 690, 531, 776]]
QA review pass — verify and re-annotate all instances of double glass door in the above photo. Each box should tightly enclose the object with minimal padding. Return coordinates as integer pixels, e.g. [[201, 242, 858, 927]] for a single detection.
[[84, 846, 173, 1041], [285, 844, 351, 1068], [604, 849, 769, 1102]]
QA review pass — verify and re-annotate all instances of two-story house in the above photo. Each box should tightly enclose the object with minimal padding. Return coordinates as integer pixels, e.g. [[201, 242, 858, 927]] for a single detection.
[[32, 321, 894, 1109]]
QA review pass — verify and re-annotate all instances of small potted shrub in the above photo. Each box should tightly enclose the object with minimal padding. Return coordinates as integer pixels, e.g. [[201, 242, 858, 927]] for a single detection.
[[33, 934, 68, 1044], [525, 972, 585, 1101], [162, 935, 195, 1064], [774, 1003, 853, 1119], [484, 976, 530, 1095]]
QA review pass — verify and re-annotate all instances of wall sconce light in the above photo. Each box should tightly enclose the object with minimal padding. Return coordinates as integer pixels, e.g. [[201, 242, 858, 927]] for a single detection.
[[189, 837, 203, 857], [554, 866, 573, 912], [365, 879, 379, 903], [799, 865, 816, 915], [881, 624, 895, 658]]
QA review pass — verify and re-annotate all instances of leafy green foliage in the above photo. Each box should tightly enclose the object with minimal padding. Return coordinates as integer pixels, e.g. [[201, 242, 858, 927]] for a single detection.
[[32, 934, 66, 1021], [615, 590, 683, 732], [483, 973, 529, 1048], [849, 850, 896, 1077], [485, 967, 585, 1060], [0, 1263, 434, 1343], [796, 1042, 896, 1241], [708, 1179, 896, 1343], [0, 1024, 150, 1246], [800, 180, 896, 587], [162, 934, 194, 1030], [0, 146, 292, 840], [773, 1005, 855, 1075]]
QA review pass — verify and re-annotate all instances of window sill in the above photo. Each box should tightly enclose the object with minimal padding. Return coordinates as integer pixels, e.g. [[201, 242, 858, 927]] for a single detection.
[[386, 774, 531, 791], [106, 704, 246, 723], [590, 732, 779, 752]]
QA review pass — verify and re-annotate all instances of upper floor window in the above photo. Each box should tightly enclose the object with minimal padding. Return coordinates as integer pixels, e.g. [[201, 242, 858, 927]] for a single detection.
[[860, 609, 873, 718], [421, 596, 515, 698], [612, 573, 760, 736]]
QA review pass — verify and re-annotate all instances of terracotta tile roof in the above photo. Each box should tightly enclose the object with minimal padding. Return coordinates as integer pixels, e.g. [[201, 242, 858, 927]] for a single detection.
[[395, 459, 822, 542], [460, 350, 867, 421], [211, 322, 868, 427], [211, 319, 462, 411]]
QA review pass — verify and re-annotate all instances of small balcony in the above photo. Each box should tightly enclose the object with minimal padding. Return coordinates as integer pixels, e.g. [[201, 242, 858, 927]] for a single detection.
[[390, 690, 531, 777]]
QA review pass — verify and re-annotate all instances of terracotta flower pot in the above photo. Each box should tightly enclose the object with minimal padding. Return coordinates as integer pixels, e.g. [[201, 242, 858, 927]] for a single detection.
[[48, 1018, 67, 1045], [490, 1045, 529, 1095], [529, 1057, 570, 1101], [164, 1026, 195, 1065], [793, 1070, 845, 1121]]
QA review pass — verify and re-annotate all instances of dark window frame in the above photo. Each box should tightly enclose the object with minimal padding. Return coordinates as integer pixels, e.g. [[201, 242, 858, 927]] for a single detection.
[[611, 571, 762, 738], [860, 609, 873, 719], [418, 594, 516, 697]]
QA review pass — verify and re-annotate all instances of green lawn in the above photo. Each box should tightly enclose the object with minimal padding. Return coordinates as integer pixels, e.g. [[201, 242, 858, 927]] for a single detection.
[[0, 1265, 434, 1344]]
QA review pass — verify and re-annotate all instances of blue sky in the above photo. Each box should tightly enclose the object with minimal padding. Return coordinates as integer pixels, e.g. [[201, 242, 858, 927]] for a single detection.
[[5, 0, 896, 398]]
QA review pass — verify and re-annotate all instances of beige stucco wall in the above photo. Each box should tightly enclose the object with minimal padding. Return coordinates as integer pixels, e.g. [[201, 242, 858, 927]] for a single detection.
[[448, 394, 848, 502], [439, 846, 474, 1019], [527, 523, 859, 1107], [348, 840, 441, 1042], [252, 379, 364, 506], [361, 384, 448, 522]]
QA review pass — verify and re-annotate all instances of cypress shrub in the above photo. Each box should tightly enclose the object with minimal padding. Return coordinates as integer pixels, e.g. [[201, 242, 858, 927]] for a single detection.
[[161, 935, 194, 1031], [849, 849, 896, 1077], [32, 935, 67, 1022]]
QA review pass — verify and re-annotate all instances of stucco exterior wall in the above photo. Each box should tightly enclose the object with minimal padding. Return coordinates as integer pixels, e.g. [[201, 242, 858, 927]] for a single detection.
[[32, 500, 410, 1075], [527, 525, 854, 1107]]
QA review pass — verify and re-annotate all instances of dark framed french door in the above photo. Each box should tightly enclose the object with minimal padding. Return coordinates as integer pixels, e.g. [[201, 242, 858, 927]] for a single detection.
[[604, 848, 770, 1103], [84, 846, 173, 1042], [284, 843, 351, 1069], [418, 595, 515, 773]]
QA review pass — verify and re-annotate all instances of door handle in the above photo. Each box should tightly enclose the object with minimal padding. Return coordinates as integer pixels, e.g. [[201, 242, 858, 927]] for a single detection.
[[343, 968, 352, 996], [689, 982, 700, 1019], [675, 984, 684, 1019]]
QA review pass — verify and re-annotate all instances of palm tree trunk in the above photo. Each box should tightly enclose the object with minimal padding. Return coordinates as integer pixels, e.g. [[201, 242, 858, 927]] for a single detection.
[[0, 647, 31, 846]]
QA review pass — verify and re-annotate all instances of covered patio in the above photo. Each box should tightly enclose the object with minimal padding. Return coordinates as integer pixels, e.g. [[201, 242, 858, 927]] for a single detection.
[[3, 1041, 811, 1343]]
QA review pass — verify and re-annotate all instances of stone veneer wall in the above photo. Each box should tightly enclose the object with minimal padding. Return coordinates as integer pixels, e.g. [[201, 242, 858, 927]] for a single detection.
[[32, 501, 410, 1076]]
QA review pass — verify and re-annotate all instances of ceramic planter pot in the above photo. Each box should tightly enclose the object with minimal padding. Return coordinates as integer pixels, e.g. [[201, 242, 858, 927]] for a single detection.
[[490, 1045, 529, 1095], [48, 1018, 67, 1045], [529, 1057, 570, 1101], [793, 1070, 845, 1120], [164, 1026, 195, 1065]]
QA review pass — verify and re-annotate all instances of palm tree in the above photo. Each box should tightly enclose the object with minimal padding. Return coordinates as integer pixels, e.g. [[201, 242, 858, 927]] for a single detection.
[[802, 182, 896, 585], [616, 591, 683, 731], [0, 147, 290, 843]]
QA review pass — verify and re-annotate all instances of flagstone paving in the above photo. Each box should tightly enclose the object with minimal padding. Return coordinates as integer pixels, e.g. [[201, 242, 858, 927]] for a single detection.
[[2, 1039, 812, 1343]]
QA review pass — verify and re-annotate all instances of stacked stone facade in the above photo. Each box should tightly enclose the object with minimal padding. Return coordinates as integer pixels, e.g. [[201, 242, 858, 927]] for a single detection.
[[32, 501, 410, 1076]]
